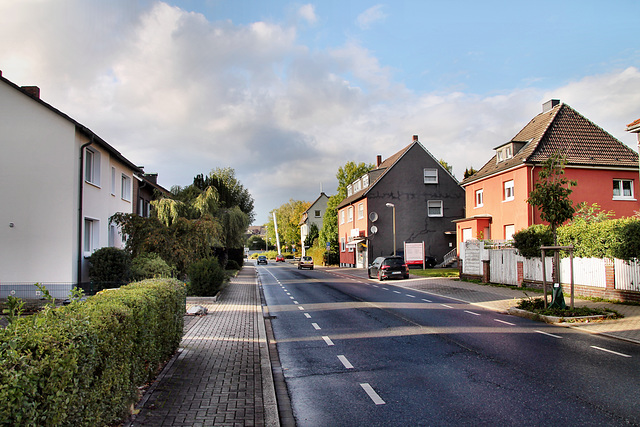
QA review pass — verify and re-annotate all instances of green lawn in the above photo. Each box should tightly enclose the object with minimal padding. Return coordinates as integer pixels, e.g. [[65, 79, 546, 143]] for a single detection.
[[409, 268, 459, 278]]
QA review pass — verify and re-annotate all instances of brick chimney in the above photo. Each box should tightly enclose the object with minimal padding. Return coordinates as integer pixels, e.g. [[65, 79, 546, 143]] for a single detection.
[[21, 86, 40, 99], [413, 134, 418, 142], [376, 155, 382, 167]]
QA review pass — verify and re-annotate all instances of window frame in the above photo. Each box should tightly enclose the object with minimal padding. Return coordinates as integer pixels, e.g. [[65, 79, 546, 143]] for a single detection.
[[314, 210, 321, 218], [347, 206, 353, 223], [121, 174, 132, 202], [475, 189, 483, 207], [423, 168, 438, 184], [427, 200, 443, 217], [83, 218, 99, 255], [340, 210, 345, 224], [613, 179, 634, 200], [84, 147, 101, 186], [340, 237, 346, 252], [504, 180, 515, 202], [111, 167, 116, 196], [358, 203, 364, 219]]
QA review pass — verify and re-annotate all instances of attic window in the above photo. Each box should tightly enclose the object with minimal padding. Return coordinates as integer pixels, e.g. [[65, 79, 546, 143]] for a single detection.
[[347, 184, 353, 196], [362, 174, 369, 188], [353, 179, 362, 192], [496, 146, 513, 163]]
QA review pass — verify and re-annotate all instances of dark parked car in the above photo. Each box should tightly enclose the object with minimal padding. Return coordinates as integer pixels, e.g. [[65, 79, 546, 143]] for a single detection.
[[368, 256, 409, 280], [257, 255, 268, 265]]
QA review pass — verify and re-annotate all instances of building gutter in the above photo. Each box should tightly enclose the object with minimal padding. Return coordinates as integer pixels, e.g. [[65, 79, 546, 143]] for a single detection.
[[77, 137, 94, 289]]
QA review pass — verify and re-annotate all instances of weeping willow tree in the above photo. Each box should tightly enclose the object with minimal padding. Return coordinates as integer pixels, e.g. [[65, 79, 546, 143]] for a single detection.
[[153, 198, 187, 227]]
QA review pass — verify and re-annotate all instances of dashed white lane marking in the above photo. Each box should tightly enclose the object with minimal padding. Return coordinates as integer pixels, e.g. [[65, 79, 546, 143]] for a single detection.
[[535, 330, 562, 339], [440, 304, 453, 309], [312, 323, 321, 330], [372, 285, 379, 288], [322, 336, 335, 346], [289, 296, 295, 299], [293, 301, 299, 305], [422, 298, 432, 303], [393, 291, 401, 294], [304, 313, 312, 318], [382, 287, 389, 290], [338, 355, 354, 369], [360, 383, 385, 405], [495, 319, 515, 326], [591, 346, 631, 358], [406, 294, 416, 298], [464, 310, 480, 316], [286, 292, 291, 295]]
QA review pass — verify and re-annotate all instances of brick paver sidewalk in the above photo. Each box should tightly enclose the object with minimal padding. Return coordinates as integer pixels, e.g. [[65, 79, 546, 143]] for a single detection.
[[127, 265, 278, 426]]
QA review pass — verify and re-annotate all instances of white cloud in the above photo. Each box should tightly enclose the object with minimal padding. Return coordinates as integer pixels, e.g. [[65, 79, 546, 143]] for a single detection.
[[356, 5, 386, 30], [1, 2, 638, 224], [298, 4, 317, 24]]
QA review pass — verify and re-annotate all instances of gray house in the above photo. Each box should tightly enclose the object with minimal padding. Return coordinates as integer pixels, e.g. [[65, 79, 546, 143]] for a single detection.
[[300, 192, 329, 256], [337, 135, 464, 268]]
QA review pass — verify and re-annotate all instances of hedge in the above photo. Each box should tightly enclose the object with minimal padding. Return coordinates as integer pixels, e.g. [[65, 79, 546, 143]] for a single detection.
[[0, 278, 186, 426]]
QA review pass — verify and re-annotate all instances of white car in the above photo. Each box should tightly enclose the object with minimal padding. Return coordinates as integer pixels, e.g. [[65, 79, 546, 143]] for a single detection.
[[298, 256, 314, 270]]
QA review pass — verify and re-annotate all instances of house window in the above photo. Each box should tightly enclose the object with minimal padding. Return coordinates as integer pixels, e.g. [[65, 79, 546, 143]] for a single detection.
[[424, 168, 438, 184], [497, 150, 504, 162], [347, 206, 353, 222], [613, 179, 634, 199], [340, 237, 346, 252], [315, 210, 321, 218], [84, 218, 99, 254], [121, 174, 131, 201], [362, 174, 369, 188], [475, 189, 483, 207], [504, 224, 515, 241], [111, 167, 116, 195], [108, 223, 117, 247], [340, 210, 345, 224], [354, 179, 362, 192], [84, 147, 101, 186], [427, 200, 443, 217], [358, 203, 364, 219], [505, 146, 512, 159], [504, 180, 515, 201], [347, 184, 353, 196]]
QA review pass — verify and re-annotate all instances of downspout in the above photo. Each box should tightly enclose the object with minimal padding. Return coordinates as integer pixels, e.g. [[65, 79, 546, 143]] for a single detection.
[[529, 164, 535, 225], [77, 137, 94, 289]]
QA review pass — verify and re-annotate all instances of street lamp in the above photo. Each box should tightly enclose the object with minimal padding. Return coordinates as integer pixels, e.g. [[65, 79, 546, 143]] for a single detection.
[[386, 203, 396, 256]]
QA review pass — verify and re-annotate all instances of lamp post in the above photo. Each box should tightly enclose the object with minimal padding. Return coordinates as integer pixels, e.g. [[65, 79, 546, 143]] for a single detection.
[[386, 203, 396, 256]]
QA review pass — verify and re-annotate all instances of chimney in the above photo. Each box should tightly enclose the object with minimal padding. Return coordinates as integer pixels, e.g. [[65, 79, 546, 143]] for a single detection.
[[413, 135, 419, 142], [376, 155, 382, 167], [144, 173, 158, 185], [542, 99, 560, 113], [21, 86, 40, 99]]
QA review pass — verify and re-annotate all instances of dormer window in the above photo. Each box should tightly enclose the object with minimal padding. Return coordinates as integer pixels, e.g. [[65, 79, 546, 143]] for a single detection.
[[347, 184, 353, 196], [353, 179, 362, 192], [362, 174, 369, 188]]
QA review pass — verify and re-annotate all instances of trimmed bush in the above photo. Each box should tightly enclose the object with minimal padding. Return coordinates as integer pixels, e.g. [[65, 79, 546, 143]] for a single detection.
[[512, 224, 553, 258], [131, 252, 175, 280], [187, 257, 225, 296], [0, 278, 185, 426], [88, 247, 131, 291]]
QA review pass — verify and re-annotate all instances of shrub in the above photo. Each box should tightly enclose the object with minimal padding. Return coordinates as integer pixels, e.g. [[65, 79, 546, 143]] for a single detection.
[[131, 252, 175, 280], [0, 279, 185, 426], [88, 247, 131, 291], [512, 224, 553, 258], [187, 257, 225, 296], [226, 259, 241, 270]]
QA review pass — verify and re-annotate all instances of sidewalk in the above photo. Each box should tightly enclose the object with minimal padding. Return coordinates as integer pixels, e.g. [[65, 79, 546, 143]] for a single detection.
[[328, 267, 640, 345], [127, 264, 278, 427]]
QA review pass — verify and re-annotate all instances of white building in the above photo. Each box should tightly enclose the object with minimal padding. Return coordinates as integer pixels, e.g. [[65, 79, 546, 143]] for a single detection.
[[299, 192, 329, 256], [0, 71, 143, 298]]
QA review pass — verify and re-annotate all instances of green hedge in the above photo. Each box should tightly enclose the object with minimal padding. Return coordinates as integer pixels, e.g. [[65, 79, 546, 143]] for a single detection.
[[0, 278, 186, 426]]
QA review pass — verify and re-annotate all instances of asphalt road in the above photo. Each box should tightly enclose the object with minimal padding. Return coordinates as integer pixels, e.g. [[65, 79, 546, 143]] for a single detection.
[[259, 262, 640, 426]]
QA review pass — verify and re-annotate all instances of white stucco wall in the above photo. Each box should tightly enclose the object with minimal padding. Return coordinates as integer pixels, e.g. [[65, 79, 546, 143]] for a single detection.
[[0, 82, 79, 285]]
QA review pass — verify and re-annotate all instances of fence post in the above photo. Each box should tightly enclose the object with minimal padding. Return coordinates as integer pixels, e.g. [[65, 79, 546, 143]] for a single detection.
[[604, 258, 615, 291], [517, 261, 524, 288], [482, 260, 490, 283]]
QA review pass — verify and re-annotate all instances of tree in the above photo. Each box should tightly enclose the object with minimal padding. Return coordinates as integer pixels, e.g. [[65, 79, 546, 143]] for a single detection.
[[439, 159, 453, 175], [526, 151, 577, 288], [464, 167, 478, 180], [320, 161, 374, 254], [304, 223, 320, 248], [266, 199, 311, 252]]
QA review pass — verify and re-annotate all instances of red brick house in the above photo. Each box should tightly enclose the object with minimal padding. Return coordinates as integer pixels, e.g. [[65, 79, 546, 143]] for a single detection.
[[455, 100, 639, 252]]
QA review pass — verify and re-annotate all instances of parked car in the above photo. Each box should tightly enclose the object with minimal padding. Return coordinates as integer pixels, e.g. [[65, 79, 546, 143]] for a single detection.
[[406, 255, 437, 269], [298, 256, 314, 270], [368, 256, 409, 280], [257, 255, 268, 265], [275, 254, 285, 262]]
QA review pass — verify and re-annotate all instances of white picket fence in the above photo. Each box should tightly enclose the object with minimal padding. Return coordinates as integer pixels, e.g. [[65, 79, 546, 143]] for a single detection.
[[462, 240, 636, 290]]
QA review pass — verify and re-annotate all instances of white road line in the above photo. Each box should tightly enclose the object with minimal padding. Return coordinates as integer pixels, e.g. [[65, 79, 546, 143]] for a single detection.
[[535, 330, 563, 339], [360, 383, 385, 405], [422, 298, 432, 303], [393, 291, 401, 294], [382, 287, 389, 290], [298, 306, 305, 310], [293, 301, 299, 304], [494, 319, 515, 326], [304, 313, 311, 318], [286, 293, 291, 295], [322, 336, 334, 346], [338, 355, 354, 369], [591, 346, 632, 358], [312, 323, 321, 330], [440, 304, 453, 309], [372, 285, 379, 288], [289, 296, 295, 299], [464, 310, 480, 316], [406, 294, 416, 298]]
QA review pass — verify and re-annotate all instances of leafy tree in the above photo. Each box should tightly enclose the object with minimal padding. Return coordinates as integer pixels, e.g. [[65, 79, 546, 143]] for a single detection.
[[464, 167, 478, 180], [439, 159, 453, 175], [526, 151, 576, 285], [304, 223, 320, 248], [320, 161, 374, 253], [246, 234, 266, 250], [266, 199, 311, 252], [572, 202, 614, 224]]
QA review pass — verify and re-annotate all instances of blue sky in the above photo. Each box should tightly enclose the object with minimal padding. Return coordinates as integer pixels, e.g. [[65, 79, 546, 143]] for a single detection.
[[1, 0, 639, 224]]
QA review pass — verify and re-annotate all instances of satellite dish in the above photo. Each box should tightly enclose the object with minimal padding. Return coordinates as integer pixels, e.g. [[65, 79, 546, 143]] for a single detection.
[[370, 225, 378, 234], [369, 212, 378, 222]]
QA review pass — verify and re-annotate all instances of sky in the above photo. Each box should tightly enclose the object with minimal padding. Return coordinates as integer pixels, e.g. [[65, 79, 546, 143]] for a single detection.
[[1, 0, 639, 224]]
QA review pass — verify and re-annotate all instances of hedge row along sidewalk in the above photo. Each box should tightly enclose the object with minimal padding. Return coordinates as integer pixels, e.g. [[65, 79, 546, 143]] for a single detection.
[[0, 279, 186, 427]]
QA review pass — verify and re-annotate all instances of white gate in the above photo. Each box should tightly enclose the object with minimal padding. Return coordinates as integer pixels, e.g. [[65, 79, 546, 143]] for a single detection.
[[489, 249, 518, 286], [615, 259, 640, 291]]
